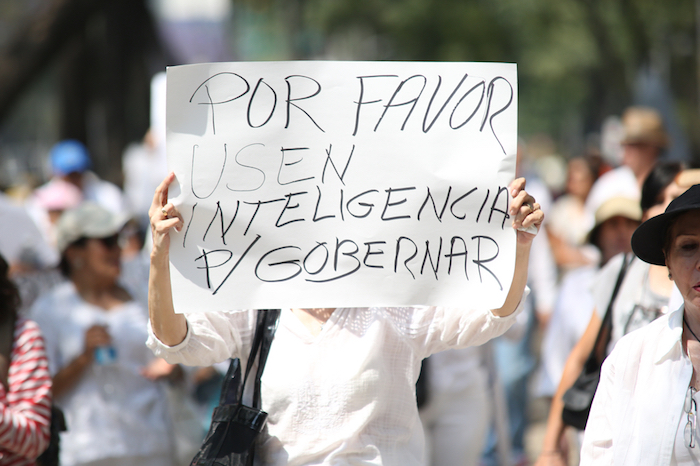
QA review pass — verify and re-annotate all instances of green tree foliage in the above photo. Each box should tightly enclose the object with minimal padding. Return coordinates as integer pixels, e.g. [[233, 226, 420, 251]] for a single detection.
[[300, 0, 699, 158]]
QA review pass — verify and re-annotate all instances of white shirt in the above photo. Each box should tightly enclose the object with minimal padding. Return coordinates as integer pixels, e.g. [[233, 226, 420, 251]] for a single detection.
[[672, 387, 700, 464], [581, 305, 692, 465], [426, 345, 486, 395], [30, 282, 173, 466], [122, 141, 168, 220], [593, 254, 670, 347], [81, 171, 129, 217], [147, 302, 526, 466], [0, 193, 58, 267], [535, 265, 598, 397]]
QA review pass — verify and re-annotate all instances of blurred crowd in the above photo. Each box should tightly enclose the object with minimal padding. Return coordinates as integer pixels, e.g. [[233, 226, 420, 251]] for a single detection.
[[0, 101, 698, 466]]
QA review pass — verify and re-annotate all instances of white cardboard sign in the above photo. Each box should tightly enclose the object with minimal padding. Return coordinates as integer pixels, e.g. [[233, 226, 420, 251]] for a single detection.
[[165, 61, 518, 313]]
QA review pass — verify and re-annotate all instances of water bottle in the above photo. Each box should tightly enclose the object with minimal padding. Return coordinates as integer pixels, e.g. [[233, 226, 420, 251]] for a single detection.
[[94, 345, 119, 398], [94, 345, 118, 365]]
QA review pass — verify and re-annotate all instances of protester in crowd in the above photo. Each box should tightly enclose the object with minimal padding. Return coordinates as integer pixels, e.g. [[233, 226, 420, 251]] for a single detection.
[[419, 344, 490, 466], [535, 196, 641, 402], [146, 173, 543, 466], [481, 149, 558, 466], [122, 129, 168, 233], [32, 140, 128, 219], [481, 240, 556, 466], [0, 253, 53, 466], [29, 202, 179, 466], [547, 155, 604, 272], [585, 106, 669, 223], [117, 218, 151, 309], [0, 191, 58, 276], [533, 162, 698, 466], [580, 183, 700, 464], [0, 190, 62, 313], [25, 178, 83, 253]]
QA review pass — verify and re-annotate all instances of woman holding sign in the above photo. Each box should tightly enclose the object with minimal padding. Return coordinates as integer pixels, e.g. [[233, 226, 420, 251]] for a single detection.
[[146, 172, 543, 466]]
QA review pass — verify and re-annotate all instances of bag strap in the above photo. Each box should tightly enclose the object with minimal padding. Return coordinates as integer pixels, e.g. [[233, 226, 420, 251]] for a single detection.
[[588, 254, 631, 367], [237, 311, 267, 403], [235, 309, 281, 407], [253, 310, 281, 409]]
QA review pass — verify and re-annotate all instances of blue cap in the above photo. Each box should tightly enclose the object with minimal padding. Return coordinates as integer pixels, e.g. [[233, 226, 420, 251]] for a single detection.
[[50, 140, 91, 176]]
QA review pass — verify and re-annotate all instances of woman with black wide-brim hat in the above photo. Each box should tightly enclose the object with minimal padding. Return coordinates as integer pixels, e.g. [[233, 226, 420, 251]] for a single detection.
[[581, 184, 700, 464]]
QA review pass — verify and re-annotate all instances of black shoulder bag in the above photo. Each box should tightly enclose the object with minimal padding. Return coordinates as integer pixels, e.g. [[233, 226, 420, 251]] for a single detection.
[[191, 309, 281, 466], [561, 254, 631, 430]]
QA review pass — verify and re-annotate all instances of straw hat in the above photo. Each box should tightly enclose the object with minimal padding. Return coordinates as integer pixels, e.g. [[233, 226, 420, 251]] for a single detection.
[[620, 106, 669, 149], [587, 196, 642, 245]]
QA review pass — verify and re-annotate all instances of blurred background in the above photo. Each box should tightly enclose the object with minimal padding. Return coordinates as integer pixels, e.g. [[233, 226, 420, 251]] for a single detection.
[[0, 0, 699, 194], [3, 2, 699, 465]]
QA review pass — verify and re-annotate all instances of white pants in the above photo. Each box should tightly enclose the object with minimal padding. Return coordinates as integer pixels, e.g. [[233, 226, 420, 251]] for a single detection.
[[419, 382, 491, 466]]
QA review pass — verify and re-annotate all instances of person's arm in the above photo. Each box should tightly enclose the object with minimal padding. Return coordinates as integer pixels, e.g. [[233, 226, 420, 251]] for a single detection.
[[546, 228, 593, 270], [534, 311, 602, 466], [52, 324, 111, 398], [491, 177, 544, 317], [148, 172, 187, 346], [0, 320, 52, 460]]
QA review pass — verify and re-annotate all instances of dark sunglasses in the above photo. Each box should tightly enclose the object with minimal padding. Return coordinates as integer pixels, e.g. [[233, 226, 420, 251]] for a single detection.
[[93, 234, 120, 249]]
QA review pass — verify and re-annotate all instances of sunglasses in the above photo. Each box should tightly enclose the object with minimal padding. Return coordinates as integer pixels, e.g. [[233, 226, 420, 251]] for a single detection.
[[92, 234, 121, 249], [686, 386, 697, 449]]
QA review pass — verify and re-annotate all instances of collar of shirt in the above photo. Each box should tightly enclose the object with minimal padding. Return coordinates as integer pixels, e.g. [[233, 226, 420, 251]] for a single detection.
[[654, 304, 686, 365]]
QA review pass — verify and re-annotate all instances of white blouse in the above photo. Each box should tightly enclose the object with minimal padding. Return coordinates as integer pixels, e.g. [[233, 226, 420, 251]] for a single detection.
[[581, 305, 693, 465], [147, 302, 526, 466], [671, 386, 700, 464]]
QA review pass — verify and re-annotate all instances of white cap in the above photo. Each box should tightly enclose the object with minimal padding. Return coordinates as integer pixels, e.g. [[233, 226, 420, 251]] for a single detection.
[[56, 202, 127, 253]]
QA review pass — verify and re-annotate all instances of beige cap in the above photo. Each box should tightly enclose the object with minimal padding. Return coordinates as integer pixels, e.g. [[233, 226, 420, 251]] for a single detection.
[[56, 202, 127, 253], [620, 106, 669, 149], [587, 196, 642, 244]]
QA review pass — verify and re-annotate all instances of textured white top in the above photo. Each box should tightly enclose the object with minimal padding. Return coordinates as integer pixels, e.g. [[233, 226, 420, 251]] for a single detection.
[[147, 301, 526, 466]]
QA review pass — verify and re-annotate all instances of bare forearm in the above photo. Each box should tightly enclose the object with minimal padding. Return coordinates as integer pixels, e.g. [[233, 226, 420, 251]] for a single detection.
[[52, 353, 91, 398], [541, 330, 595, 450], [493, 178, 543, 317], [149, 253, 187, 346], [492, 242, 531, 317]]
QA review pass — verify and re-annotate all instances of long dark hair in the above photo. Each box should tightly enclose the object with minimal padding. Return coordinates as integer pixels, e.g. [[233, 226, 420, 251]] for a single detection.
[[640, 161, 684, 213], [0, 255, 20, 325]]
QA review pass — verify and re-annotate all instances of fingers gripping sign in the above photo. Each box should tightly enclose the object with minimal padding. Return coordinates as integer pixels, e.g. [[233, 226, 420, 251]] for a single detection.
[[150, 172, 184, 257], [508, 177, 544, 241]]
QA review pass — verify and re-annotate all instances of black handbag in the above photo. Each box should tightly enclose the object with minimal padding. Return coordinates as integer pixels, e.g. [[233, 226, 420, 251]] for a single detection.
[[561, 254, 631, 430], [36, 406, 67, 466], [190, 309, 281, 466]]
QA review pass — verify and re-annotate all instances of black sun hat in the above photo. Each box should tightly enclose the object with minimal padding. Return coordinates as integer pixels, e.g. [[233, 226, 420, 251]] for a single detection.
[[631, 184, 700, 266]]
